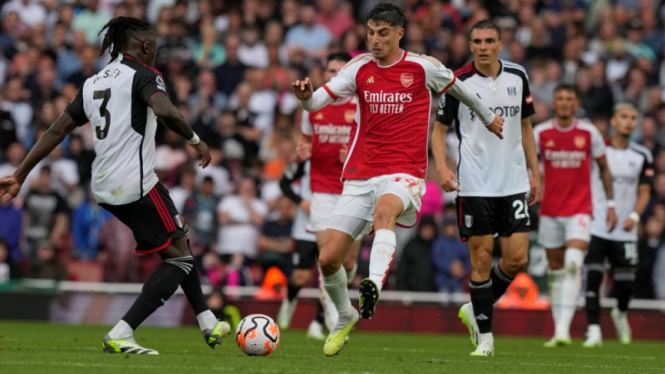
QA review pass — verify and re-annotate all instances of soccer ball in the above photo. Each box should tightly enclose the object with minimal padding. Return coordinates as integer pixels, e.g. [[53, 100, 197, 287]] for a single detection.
[[235, 314, 280, 356]]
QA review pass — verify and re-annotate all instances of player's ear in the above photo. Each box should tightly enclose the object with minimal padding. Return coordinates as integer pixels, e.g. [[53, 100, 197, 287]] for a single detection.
[[397, 26, 405, 40]]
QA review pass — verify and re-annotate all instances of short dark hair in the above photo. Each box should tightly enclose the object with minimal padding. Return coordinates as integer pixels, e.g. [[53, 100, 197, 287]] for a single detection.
[[470, 20, 502, 40], [554, 83, 579, 98], [327, 52, 352, 64], [367, 3, 406, 28]]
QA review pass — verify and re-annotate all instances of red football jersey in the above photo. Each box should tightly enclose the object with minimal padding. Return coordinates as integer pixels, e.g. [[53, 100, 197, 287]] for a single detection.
[[323, 51, 457, 180], [534, 118, 606, 217], [301, 97, 357, 194]]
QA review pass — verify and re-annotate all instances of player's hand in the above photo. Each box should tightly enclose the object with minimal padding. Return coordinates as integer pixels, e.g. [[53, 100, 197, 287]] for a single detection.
[[192, 141, 211, 169], [339, 144, 349, 163], [438, 168, 459, 192], [622, 218, 635, 231], [0, 176, 21, 205], [296, 140, 312, 161], [607, 208, 618, 232], [487, 114, 504, 140], [300, 200, 311, 214], [292, 77, 314, 101], [528, 174, 541, 206]]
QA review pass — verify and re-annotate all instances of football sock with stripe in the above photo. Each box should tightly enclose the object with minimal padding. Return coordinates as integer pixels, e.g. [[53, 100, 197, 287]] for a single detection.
[[368, 229, 396, 291], [584, 267, 603, 325], [121, 255, 194, 332], [287, 279, 302, 302], [490, 263, 514, 302], [345, 262, 358, 286], [470, 279, 494, 334], [613, 269, 636, 312], [558, 248, 584, 338], [548, 268, 565, 333]]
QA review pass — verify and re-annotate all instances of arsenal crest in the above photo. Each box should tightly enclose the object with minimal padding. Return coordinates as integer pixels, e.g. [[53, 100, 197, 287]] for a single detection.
[[574, 136, 586, 149], [400, 73, 413, 88], [465, 215, 473, 228], [344, 110, 355, 124]]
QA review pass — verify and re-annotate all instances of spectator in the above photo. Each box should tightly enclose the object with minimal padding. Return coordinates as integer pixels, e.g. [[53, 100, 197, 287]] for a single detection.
[[71, 0, 111, 46], [194, 21, 225, 69], [1, 0, 46, 28], [45, 144, 80, 201], [26, 239, 68, 281], [217, 177, 268, 262], [0, 238, 19, 283], [316, 0, 354, 39], [0, 11, 19, 60], [194, 146, 231, 197], [257, 195, 295, 274], [214, 34, 247, 97], [98, 215, 141, 283], [23, 166, 70, 251], [67, 133, 94, 186], [65, 46, 99, 88], [285, 4, 331, 60], [1, 78, 33, 147], [579, 61, 615, 120], [170, 164, 197, 213], [238, 26, 269, 69], [71, 188, 111, 260], [0, 94, 17, 155], [624, 18, 656, 63], [397, 215, 437, 292], [0, 199, 21, 264], [183, 176, 220, 252], [432, 216, 471, 293], [55, 30, 88, 88], [188, 69, 227, 120]]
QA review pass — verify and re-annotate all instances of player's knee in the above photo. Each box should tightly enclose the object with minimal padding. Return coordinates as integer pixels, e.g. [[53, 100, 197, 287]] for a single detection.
[[342, 255, 356, 270], [373, 203, 398, 228], [292, 270, 311, 287], [471, 250, 493, 273], [503, 256, 528, 274], [319, 250, 342, 275]]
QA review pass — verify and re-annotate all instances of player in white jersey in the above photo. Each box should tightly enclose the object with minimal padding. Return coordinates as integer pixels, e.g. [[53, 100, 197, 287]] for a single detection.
[[0, 18, 230, 355], [293, 4, 503, 357], [432, 20, 540, 357], [583, 104, 653, 347]]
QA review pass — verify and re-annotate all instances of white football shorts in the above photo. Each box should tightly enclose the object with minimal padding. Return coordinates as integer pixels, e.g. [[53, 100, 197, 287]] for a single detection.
[[308, 193, 340, 233], [538, 214, 592, 249], [327, 173, 425, 240]]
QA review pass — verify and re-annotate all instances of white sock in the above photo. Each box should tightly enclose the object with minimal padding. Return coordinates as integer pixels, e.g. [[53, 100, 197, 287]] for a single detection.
[[322, 266, 353, 323], [549, 268, 565, 336], [557, 248, 585, 339], [368, 229, 396, 291], [196, 310, 218, 331], [318, 268, 338, 331], [108, 320, 133, 340], [345, 263, 358, 286]]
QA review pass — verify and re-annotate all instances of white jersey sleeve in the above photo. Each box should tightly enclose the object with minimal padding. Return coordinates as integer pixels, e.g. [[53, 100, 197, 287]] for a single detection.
[[414, 54, 456, 93], [590, 125, 605, 159], [300, 111, 312, 136]]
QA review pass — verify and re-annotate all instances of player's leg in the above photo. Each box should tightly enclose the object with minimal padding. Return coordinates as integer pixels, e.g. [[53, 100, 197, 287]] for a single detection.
[[610, 241, 638, 344], [583, 236, 605, 348], [278, 240, 316, 329], [495, 232, 529, 300], [343, 239, 361, 285], [454, 196, 495, 356], [319, 225, 361, 356]]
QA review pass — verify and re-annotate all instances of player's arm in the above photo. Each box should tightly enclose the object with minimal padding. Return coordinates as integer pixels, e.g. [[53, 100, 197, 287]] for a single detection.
[[279, 162, 310, 214], [596, 156, 617, 231], [625, 156, 654, 231], [521, 117, 541, 205], [297, 112, 313, 161], [432, 94, 459, 191], [148, 92, 211, 168], [294, 65, 357, 112], [0, 113, 78, 204]]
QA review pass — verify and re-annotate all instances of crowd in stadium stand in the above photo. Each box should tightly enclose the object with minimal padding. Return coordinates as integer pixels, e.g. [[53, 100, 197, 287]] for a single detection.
[[1, 0, 665, 300]]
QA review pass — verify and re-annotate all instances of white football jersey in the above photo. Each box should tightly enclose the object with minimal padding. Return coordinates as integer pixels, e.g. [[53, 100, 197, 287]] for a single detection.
[[436, 61, 535, 197], [65, 54, 168, 205], [591, 141, 653, 241]]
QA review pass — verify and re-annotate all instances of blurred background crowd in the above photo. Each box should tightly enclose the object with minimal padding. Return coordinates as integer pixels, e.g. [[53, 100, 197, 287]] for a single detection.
[[1, 0, 665, 303]]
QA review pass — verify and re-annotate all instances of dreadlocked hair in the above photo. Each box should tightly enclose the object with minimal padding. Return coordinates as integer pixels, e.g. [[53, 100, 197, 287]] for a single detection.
[[99, 17, 152, 60]]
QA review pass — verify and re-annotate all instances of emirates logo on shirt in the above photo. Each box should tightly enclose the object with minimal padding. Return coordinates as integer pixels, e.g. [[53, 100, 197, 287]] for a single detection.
[[400, 73, 414, 88]]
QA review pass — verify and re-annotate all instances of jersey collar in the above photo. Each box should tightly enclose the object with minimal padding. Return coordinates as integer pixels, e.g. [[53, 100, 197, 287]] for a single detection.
[[552, 118, 578, 132], [376, 50, 406, 68], [471, 60, 503, 78]]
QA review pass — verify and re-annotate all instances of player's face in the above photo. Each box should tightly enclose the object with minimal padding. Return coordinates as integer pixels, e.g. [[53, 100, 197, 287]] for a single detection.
[[325, 59, 346, 82], [551, 89, 579, 119], [366, 21, 404, 60], [469, 29, 503, 66], [611, 108, 638, 136]]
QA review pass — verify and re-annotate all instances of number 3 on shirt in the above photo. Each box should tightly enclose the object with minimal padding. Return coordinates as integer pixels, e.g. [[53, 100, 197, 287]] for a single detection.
[[93, 88, 112, 139], [512, 199, 530, 220]]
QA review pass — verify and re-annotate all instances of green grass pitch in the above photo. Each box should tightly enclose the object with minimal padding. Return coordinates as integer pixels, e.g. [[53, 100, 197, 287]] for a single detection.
[[1, 321, 665, 374]]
